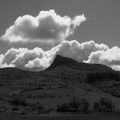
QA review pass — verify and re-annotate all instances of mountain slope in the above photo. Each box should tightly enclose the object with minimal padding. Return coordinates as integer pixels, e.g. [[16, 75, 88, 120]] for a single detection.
[[0, 55, 114, 83], [0, 56, 120, 115], [46, 55, 113, 72]]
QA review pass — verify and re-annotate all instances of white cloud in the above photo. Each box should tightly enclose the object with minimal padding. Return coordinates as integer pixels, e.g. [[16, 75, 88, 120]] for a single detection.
[[57, 40, 108, 62], [86, 46, 120, 70], [0, 40, 109, 71], [112, 65, 120, 71], [1, 48, 27, 65], [1, 10, 86, 44], [72, 14, 86, 29], [0, 8, 120, 71], [0, 47, 53, 71]]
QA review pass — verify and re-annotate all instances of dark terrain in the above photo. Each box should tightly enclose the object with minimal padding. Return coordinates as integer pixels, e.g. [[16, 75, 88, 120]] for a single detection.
[[0, 55, 120, 119]]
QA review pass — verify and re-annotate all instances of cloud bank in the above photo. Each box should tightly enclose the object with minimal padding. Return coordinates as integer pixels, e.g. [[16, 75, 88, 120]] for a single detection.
[[86, 46, 120, 71], [0, 40, 112, 71], [1, 10, 86, 44], [0, 9, 120, 71], [1, 39, 120, 71]]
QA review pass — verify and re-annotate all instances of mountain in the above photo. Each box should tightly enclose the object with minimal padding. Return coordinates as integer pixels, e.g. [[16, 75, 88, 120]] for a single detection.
[[0, 55, 115, 82], [0, 55, 120, 115], [46, 55, 113, 72]]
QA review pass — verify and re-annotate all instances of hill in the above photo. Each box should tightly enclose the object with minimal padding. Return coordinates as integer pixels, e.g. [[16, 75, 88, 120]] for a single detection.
[[46, 55, 113, 72], [0, 55, 120, 115]]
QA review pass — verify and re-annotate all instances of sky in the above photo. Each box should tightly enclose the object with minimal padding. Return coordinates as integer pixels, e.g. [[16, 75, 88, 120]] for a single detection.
[[0, 0, 120, 71]]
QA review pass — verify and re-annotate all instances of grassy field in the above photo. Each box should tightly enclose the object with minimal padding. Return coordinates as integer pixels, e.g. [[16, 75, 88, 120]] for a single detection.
[[0, 113, 120, 120]]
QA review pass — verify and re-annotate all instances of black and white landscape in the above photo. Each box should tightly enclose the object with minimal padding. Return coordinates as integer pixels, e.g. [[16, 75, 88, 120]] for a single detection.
[[0, 55, 120, 120], [0, 0, 120, 120]]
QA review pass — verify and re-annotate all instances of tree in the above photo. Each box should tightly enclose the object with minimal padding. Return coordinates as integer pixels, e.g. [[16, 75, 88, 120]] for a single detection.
[[10, 94, 27, 106], [94, 97, 115, 113], [56, 96, 90, 113]]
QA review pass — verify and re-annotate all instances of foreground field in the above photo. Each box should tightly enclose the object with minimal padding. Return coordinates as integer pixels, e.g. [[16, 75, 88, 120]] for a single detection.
[[0, 113, 120, 120]]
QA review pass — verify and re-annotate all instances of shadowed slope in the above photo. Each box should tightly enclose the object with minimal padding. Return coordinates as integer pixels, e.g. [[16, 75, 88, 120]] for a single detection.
[[46, 55, 113, 72]]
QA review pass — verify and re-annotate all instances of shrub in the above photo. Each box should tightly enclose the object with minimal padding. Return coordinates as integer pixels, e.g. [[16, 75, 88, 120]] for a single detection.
[[12, 107, 19, 111], [10, 94, 27, 106], [86, 72, 120, 84], [94, 102, 100, 112], [56, 103, 69, 112], [68, 96, 81, 111], [56, 96, 90, 113], [0, 106, 7, 114], [94, 97, 115, 113], [78, 98, 90, 113], [29, 103, 46, 114]]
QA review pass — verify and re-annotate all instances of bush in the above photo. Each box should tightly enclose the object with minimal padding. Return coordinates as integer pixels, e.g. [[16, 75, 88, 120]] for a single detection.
[[86, 72, 120, 84], [0, 106, 7, 114], [78, 98, 90, 113], [56, 103, 69, 112], [68, 96, 81, 111], [29, 102, 46, 114], [10, 94, 27, 106], [56, 97, 90, 113], [94, 97, 115, 112], [12, 107, 19, 111]]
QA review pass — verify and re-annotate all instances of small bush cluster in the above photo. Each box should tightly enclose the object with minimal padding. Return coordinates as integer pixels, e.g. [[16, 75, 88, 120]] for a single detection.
[[10, 94, 27, 106], [94, 97, 115, 112], [86, 72, 120, 84], [56, 96, 115, 114], [56, 96, 89, 113]]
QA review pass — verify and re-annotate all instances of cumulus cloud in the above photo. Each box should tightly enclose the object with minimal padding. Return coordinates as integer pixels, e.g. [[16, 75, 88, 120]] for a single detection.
[[0, 40, 109, 71], [1, 9, 120, 71], [1, 10, 86, 44], [57, 40, 108, 62], [86, 46, 120, 71], [0, 47, 54, 71]]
